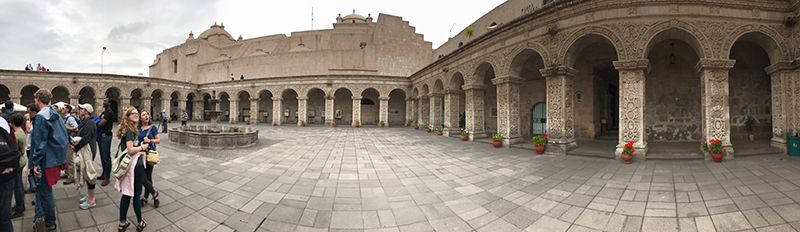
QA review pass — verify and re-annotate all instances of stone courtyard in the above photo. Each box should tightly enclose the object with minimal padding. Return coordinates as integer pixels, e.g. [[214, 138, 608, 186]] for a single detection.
[[10, 124, 800, 231]]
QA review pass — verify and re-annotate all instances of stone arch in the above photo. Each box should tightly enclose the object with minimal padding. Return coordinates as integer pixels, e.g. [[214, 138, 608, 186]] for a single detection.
[[78, 86, 96, 106], [257, 89, 274, 123], [561, 26, 623, 64], [280, 87, 299, 97], [505, 42, 552, 70], [388, 88, 407, 126], [218, 91, 231, 121], [361, 88, 380, 125], [282, 88, 299, 124], [0, 84, 9, 103], [237, 90, 251, 122], [333, 87, 354, 125], [468, 60, 499, 85], [724, 28, 786, 64], [306, 87, 326, 124], [641, 20, 707, 59], [51, 86, 70, 104], [448, 72, 465, 91], [20, 85, 39, 106]]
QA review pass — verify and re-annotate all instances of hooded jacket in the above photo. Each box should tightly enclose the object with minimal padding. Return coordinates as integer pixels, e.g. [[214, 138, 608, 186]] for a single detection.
[[29, 106, 68, 169]]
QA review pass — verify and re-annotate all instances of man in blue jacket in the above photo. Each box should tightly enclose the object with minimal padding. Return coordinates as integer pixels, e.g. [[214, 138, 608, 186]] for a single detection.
[[28, 89, 68, 232]]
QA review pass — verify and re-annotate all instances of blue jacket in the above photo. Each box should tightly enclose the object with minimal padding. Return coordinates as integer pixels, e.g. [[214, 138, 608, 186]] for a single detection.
[[29, 107, 68, 169]]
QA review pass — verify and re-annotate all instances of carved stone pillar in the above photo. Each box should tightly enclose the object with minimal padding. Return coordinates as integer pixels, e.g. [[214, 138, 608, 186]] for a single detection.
[[417, 96, 427, 126], [69, 95, 80, 108], [325, 96, 334, 126], [696, 59, 736, 160], [409, 97, 418, 124], [142, 97, 152, 114], [429, 93, 443, 128], [443, 90, 462, 135], [192, 99, 203, 120], [540, 66, 577, 155], [177, 98, 187, 119], [379, 97, 389, 127], [352, 97, 362, 126], [765, 61, 800, 152], [272, 97, 282, 125], [249, 98, 259, 124], [297, 97, 308, 126], [463, 84, 485, 140], [229, 100, 239, 123], [493, 76, 523, 147], [613, 59, 649, 159], [9, 95, 21, 105]]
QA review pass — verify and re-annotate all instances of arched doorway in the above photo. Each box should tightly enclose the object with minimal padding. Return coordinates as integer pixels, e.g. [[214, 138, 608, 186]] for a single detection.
[[0, 84, 10, 103], [432, 80, 445, 128], [238, 91, 251, 123], [282, 89, 299, 124], [307, 88, 326, 125], [447, 73, 466, 129], [150, 89, 164, 117], [186, 93, 195, 120], [728, 32, 781, 155], [258, 90, 273, 124], [219, 92, 230, 122], [79, 87, 96, 107], [532, 102, 547, 135], [334, 88, 353, 125], [21, 85, 39, 106], [420, 85, 430, 126], [388, 89, 407, 126], [52, 86, 70, 104], [509, 49, 548, 140], [104, 88, 121, 119], [130, 89, 143, 111], [474, 62, 496, 137], [645, 29, 703, 157], [169, 91, 180, 121], [202, 93, 212, 120], [361, 88, 380, 125]]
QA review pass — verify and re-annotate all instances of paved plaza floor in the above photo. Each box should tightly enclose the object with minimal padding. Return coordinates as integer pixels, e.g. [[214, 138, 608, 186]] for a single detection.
[[11, 123, 800, 231]]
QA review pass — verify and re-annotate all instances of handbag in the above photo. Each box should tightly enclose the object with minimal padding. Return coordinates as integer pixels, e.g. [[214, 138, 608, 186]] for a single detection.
[[111, 142, 130, 179], [141, 127, 160, 165]]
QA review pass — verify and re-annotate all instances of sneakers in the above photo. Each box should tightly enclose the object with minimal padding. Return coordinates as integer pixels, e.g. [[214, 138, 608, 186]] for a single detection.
[[62, 178, 75, 185], [80, 199, 96, 210], [79, 195, 89, 203], [33, 218, 46, 232], [101, 179, 110, 187]]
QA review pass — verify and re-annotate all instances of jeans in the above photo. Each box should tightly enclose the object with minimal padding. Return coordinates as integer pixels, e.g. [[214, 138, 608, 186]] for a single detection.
[[99, 133, 112, 179], [143, 164, 156, 199], [34, 169, 55, 225], [119, 164, 145, 223], [12, 169, 24, 211], [26, 149, 36, 191], [161, 121, 168, 133], [181, 121, 187, 126], [0, 178, 13, 232]]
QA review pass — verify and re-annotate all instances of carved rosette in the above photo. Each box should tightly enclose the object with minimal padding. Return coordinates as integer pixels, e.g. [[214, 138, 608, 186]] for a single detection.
[[613, 60, 648, 150], [541, 66, 577, 143], [696, 59, 735, 153]]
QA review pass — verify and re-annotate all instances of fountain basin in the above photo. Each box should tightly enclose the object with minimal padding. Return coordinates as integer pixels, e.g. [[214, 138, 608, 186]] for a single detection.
[[169, 125, 258, 149]]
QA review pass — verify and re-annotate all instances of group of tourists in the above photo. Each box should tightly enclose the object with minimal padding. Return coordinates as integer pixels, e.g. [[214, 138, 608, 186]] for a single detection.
[[0, 89, 164, 231], [23, 63, 50, 72]]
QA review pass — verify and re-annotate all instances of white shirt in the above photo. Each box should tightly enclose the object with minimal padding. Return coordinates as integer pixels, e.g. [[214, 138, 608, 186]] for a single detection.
[[0, 117, 9, 134]]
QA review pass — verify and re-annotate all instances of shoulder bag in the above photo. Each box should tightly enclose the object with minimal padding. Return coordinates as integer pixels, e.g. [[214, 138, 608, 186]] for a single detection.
[[142, 126, 160, 165]]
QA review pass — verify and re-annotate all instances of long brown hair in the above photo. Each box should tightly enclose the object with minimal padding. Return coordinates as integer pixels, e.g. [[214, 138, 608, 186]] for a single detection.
[[117, 106, 139, 139], [138, 111, 152, 128]]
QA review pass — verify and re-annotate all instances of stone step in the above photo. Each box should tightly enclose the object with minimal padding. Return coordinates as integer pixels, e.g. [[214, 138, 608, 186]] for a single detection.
[[646, 153, 705, 160], [567, 149, 615, 159]]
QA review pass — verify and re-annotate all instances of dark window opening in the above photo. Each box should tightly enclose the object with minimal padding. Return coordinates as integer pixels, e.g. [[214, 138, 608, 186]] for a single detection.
[[172, 59, 178, 73], [361, 99, 375, 105]]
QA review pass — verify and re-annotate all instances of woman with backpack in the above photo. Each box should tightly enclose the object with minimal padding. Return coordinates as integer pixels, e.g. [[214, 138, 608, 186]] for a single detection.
[[113, 107, 148, 231], [137, 111, 160, 208]]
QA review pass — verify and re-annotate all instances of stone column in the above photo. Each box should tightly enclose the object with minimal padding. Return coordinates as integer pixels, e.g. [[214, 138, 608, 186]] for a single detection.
[[142, 97, 152, 114], [444, 90, 462, 133], [417, 96, 427, 126], [325, 96, 334, 126], [69, 95, 80, 108], [272, 97, 282, 125], [409, 97, 417, 125], [229, 100, 239, 123], [696, 59, 736, 160], [193, 99, 203, 120], [613, 59, 649, 159], [429, 93, 443, 129], [9, 95, 20, 104], [765, 61, 799, 151], [463, 84, 485, 140], [493, 76, 523, 147], [297, 97, 308, 126], [352, 97, 362, 126], [177, 98, 187, 118], [120, 97, 131, 108], [540, 66, 577, 155], [249, 98, 259, 124], [379, 97, 389, 127]]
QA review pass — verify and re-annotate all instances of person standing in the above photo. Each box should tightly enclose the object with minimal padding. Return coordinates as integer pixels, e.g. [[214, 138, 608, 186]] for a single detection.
[[180, 110, 188, 126], [0, 115, 21, 232], [29, 89, 68, 232], [137, 111, 160, 208], [1, 100, 14, 119], [60, 104, 78, 185], [8, 113, 27, 219], [160, 109, 168, 134], [97, 100, 115, 186], [73, 104, 97, 210], [25, 104, 38, 194], [114, 107, 148, 231]]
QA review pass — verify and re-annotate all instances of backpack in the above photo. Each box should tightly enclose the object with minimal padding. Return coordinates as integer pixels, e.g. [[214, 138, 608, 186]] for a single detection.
[[94, 117, 102, 142], [0, 126, 20, 184]]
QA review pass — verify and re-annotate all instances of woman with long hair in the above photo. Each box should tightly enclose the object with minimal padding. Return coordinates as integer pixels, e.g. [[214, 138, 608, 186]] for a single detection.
[[136, 111, 160, 208], [113, 107, 148, 231]]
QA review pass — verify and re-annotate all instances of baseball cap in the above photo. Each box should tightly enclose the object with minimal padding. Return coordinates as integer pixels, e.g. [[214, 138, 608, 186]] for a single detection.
[[78, 103, 94, 113]]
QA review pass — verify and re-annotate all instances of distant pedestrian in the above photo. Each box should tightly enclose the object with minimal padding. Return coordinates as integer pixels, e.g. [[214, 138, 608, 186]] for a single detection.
[[24, 104, 38, 194], [29, 89, 68, 232], [180, 110, 188, 126], [160, 109, 168, 133]]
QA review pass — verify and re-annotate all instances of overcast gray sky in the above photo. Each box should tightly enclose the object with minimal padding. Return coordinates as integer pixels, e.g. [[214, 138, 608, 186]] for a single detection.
[[0, 0, 505, 76]]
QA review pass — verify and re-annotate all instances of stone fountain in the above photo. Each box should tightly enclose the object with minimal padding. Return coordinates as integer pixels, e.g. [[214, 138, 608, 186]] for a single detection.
[[169, 96, 258, 149]]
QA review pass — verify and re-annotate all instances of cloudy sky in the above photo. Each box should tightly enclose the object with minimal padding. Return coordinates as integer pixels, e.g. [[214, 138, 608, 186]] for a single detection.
[[0, 0, 506, 76]]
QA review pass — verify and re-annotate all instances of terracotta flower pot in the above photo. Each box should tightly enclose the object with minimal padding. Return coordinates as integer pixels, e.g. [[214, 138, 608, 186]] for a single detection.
[[492, 140, 502, 148], [748, 133, 755, 141], [436, 131, 443, 135], [460, 135, 469, 141], [426, 128, 432, 133], [535, 145, 545, 154], [712, 153, 723, 162], [621, 153, 633, 164]]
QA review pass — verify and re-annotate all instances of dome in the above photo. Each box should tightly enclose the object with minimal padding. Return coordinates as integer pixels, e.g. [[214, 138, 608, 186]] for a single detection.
[[343, 13, 365, 21], [198, 23, 234, 41], [339, 10, 367, 23]]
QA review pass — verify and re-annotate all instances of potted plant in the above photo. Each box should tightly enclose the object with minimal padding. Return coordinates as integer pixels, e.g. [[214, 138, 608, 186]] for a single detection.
[[299, 120, 306, 127], [426, 125, 432, 133], [435, 127, 443, 135], [379, 121, 386, 128], [744, 116, 755, 141], [272, 122, 278, 126], [492, 132, 503, 148], [532, 135, 548, 154], [412, 120, 419, 129], [354, 120, 361, 128], [621, 141, 635, 164], [331, 121, 337, 128], [460, 129, 470, 141], [704, 139, 724, 162]]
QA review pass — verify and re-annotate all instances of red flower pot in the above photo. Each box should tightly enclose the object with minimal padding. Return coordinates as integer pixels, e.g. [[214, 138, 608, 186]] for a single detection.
[[460, 135, 469, 141], [621, 153, 633, 164], [712, 153, 723, 162], [426, 128, 432, 133], [492, 140, 502, 148], [534, 145, 545, 154]]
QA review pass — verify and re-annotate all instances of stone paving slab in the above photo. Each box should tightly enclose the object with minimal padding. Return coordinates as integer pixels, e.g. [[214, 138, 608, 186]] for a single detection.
[[10, 123, 800, 231]]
